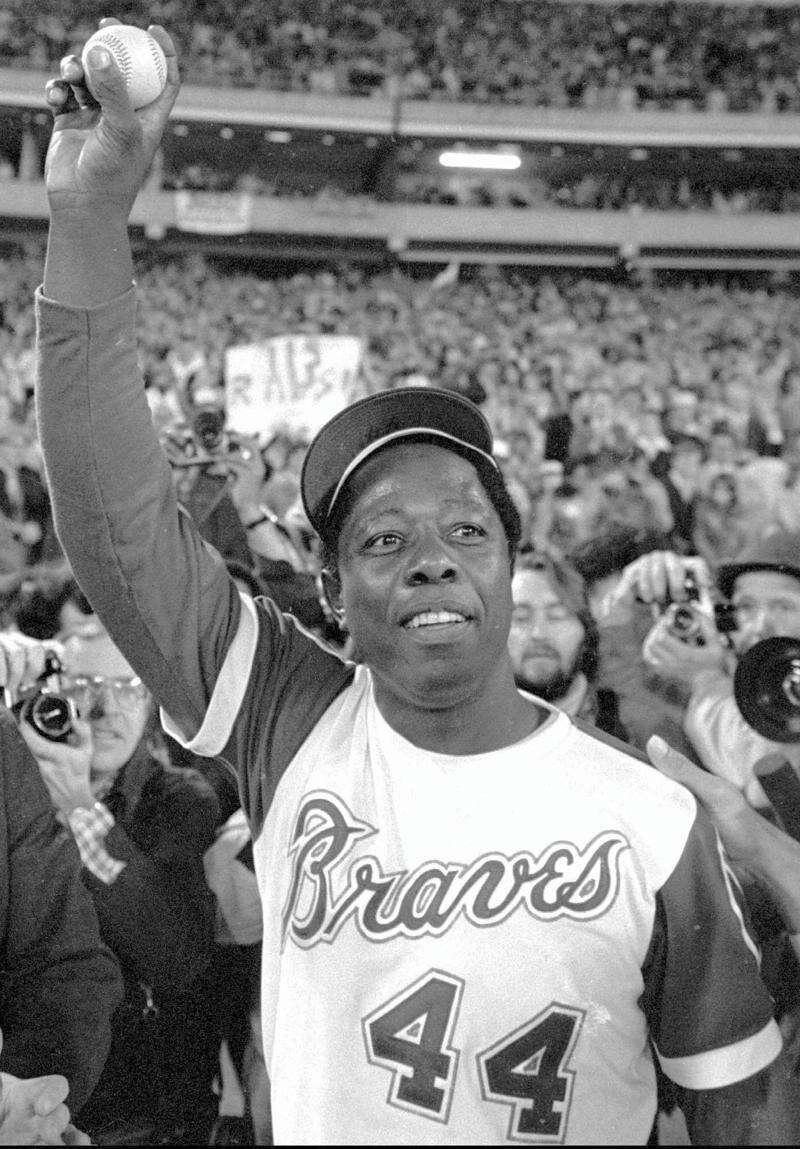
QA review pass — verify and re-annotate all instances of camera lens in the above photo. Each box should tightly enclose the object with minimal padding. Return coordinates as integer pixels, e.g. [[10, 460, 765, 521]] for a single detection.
[[24, 693, 74, 742], [783, 664, 800, 708], [192, 407, 226, 453], [668, 604, 700, 641]]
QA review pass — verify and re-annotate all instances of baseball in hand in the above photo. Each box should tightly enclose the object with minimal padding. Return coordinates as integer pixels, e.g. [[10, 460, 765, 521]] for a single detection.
[[81, 24, 168, 109]]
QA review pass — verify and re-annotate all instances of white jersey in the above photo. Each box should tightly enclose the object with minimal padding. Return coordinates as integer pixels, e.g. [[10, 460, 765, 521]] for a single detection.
[[165, 597, 781, 1146]]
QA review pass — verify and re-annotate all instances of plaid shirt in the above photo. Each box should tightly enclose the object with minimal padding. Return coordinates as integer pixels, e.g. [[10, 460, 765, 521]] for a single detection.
[[67, 802, 126, 885]]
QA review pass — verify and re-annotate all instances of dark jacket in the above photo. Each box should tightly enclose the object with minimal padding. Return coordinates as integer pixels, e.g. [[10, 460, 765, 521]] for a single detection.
[[0, 708, 121, 1110], [75, 741, 221, 1144]]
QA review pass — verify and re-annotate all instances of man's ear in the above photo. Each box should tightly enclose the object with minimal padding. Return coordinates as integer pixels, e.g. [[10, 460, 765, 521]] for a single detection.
[[321, 568, 345, 625]]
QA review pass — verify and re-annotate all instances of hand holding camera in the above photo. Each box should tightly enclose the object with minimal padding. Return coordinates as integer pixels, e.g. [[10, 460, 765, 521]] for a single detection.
[[604, 550, 732, 682], [162, 406, 255, 473], [0, 633, 59, 711], [0, 635, 94, 816], [642, 604, 730, 683], [607, 549, 714, 612]]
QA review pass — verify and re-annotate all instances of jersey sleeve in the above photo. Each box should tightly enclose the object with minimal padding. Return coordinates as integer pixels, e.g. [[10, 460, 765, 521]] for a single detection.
[[640, 804, 782, 1089], [35, 288, 353, 835], [36, 288, 242, 739], [164, 594, 354, 835]]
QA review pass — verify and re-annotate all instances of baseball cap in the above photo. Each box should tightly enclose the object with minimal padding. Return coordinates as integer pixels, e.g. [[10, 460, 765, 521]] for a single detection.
[[301, 387, 508, 542], [717, 531, 800, 599]]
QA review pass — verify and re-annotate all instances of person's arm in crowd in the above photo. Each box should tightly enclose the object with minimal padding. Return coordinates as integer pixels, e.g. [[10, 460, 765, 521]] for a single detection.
[[681, 667, 778, 807], [36, 24, 241, 744], [10, 704, 220, 997], [0, 710, 122, 1113], [648, 733, 800, 958]]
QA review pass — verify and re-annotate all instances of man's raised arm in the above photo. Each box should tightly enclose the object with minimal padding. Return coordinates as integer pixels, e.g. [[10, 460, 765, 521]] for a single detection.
[[35, 20, 241, 741]]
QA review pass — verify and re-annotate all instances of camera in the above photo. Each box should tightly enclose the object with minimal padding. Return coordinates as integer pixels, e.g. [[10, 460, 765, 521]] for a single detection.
[[663, 571, 738, 645], [162, 405, 252, 469], [11, 652, 76, 744], [665, 571, 704, 643], [734, 636, 800, 743]]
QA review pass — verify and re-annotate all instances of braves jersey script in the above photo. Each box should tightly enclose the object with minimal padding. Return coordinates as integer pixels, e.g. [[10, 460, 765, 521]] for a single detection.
[[162, 596, 780, 1146], [36, 291, 781, 1146]]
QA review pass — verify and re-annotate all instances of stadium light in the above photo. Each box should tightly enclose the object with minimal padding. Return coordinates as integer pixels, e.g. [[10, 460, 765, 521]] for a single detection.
[[438, 150, 522, 171]]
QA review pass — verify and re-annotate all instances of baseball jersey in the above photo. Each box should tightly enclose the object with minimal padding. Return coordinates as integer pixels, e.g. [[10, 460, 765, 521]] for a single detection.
[[36, 290, 782, 1145], [162, 596, 781, 1146]]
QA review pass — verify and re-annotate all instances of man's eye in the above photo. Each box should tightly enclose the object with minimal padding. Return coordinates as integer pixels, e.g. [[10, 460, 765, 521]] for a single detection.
[[364, 532, 403, 552], [452, 523, 486, 540]]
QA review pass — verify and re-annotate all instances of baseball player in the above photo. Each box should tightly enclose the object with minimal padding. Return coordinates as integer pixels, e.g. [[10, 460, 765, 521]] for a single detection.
[[33, 20, 781, 1145]]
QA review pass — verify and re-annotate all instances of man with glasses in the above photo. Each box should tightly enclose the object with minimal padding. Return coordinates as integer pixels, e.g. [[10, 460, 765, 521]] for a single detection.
[[0, 620, 223, 1144]]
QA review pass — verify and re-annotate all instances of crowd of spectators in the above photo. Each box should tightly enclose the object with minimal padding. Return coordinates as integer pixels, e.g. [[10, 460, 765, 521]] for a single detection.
[[5, 139, 800, 217], [157, 161, 800, 215], [393, 169, 800, 213], [3, 242, 800, 589], [6, 1, 800, 112], [0, 145, 787, 217]]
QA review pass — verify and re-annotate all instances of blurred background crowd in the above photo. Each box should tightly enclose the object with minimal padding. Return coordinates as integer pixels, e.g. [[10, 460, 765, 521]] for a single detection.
[[6, 0, 800, 112], [3, 242, 800, 590]]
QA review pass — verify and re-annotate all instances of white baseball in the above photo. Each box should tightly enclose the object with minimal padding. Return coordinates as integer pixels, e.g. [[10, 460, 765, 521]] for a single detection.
[[81, 24, 168, 110]]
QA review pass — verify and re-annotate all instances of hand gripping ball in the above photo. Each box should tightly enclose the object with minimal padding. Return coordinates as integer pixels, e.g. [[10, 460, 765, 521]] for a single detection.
[[81, 24, 168, 110]]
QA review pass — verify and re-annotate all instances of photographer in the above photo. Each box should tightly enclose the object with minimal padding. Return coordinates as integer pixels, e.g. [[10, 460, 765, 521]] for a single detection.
[[162, 404, 254, 568], [165, 407, 332, 641], [610, 531, 800, 811], [0, 623, 222, 1145]]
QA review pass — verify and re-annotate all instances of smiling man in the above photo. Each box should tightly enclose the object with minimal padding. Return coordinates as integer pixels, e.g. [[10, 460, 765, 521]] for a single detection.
[[32, 20, 783, 1146]]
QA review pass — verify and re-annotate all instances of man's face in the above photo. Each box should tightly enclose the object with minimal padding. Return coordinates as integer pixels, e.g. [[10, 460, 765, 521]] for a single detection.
[[508, 569, 586, 701], [731, 570, 800, 655], [334, 442, 514, 713], [61, 628, 150, 786]]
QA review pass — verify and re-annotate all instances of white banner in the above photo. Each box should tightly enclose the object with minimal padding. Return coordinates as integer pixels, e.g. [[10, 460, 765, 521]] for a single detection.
[[224, 334, 363, 439], [174, 191, 254, 235]]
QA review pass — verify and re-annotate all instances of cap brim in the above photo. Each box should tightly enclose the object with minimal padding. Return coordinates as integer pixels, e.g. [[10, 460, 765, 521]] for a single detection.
[[717, 560, 800, 600], [301, 387, 496, 540]]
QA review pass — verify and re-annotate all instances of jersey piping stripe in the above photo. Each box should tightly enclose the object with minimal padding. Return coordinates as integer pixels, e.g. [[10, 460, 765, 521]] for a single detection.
[[160, 590, 258, 756], [656, 1019, 782, 1090]]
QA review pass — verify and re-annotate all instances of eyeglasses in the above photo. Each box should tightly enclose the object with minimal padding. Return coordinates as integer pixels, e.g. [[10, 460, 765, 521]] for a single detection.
[[59, 674, 149, 713], [731, 598, 800, 629]]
